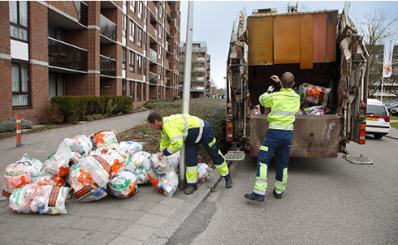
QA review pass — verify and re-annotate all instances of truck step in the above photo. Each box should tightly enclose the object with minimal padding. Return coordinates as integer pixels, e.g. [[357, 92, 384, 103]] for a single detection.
[[225, 151, 246, 161], [343, 154, 374, 165]]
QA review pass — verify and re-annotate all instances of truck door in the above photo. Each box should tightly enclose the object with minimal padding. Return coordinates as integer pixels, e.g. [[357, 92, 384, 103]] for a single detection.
[[338, 10, 368, 146]]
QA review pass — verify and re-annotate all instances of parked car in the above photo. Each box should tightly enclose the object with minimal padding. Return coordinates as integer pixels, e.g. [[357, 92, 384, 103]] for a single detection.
[[386, 101, 398, 115], [390, 105, 398, 116], [366, 99, 390, 139]]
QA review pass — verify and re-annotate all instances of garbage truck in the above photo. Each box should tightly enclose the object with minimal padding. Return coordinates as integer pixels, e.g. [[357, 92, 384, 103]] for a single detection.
[[225, 8, 369, 158]]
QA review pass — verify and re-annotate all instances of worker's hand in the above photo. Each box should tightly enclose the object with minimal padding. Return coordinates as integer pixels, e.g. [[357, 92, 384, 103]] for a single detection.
[[270, 75, 280, 83], [267, 86, 275, 93], [157, 151, 164, 160]]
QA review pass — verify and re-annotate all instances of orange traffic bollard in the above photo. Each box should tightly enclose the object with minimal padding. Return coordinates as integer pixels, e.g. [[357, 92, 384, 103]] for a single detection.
[[16, 114, 22, 147]]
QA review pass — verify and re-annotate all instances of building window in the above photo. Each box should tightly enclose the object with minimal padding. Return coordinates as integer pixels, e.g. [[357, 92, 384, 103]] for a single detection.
[[9, 1, 28, 42], [49, 73, 65, 99], [143, 58, 147, 75], [12, 62, 30, 107], [122, 79, 127, 96], [137, 27, 142, 47], [158, 47, 162, 59], [122, 48, 126, 69], [122, 15, 127, 37], [130, 1, 135, 12], [129, 20, 135, 42], [138, 1, 143, 19], [129, 81, 135, 99], [159, 5, 163, 18], [129, 50, 135, 72], [137, 55, 142, 74]]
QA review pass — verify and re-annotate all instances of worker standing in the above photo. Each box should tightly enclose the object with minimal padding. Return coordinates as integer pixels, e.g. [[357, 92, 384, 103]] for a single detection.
[[148, 112, 233, 195], [244, 72, 300, 202]]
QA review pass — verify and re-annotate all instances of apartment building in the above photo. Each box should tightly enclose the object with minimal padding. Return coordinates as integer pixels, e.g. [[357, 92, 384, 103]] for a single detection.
[[179, 42, 210, 98], [0, 1, 181, 123]]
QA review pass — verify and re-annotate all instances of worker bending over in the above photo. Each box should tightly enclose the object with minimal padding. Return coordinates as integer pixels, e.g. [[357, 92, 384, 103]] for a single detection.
[[148, 112, 233, 195]]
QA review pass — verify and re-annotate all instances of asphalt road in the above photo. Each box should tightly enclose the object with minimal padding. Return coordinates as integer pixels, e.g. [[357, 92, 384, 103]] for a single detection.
[[169, 134, 398, 245]]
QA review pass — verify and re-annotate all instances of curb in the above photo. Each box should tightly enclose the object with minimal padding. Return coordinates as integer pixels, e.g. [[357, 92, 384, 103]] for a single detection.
[[385, 135, 398, 140], [144, 164, 228, 245]]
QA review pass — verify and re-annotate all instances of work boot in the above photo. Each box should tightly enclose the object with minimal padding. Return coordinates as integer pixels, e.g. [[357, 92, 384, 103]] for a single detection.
[[184, 184, 198, 195], [224, 174, 233, 188], [244, 192, 265, 202], [273, 189, 283, 199]]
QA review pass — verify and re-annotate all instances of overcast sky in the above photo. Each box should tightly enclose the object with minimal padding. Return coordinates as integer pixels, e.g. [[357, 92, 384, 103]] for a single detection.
[[179, 1, 398, 89]]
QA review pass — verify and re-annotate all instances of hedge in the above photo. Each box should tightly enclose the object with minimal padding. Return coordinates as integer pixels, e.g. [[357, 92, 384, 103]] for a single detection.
[[51, 96, 133, 123]]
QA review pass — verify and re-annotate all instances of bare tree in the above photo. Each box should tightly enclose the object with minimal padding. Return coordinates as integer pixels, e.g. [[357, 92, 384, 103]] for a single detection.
[[358, 10, 397, 97]]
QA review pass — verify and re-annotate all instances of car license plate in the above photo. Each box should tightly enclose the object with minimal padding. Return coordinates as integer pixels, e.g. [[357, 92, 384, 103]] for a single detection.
[[366, 117, 378, 121]]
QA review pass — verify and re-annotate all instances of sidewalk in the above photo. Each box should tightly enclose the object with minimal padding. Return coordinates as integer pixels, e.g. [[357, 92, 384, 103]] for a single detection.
[[0, 111, 218, 245]]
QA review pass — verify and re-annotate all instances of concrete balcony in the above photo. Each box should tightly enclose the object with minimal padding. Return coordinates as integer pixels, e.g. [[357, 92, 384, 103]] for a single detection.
[[100, 14, 116, 43], [100, 55, 116, 77], [192, 67, 206, 72], [149, 49, 158, 63], [48, 37, 87, 73]]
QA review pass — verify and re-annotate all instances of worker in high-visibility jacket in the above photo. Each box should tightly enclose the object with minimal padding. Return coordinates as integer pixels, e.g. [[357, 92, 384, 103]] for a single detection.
[[147, 112, 233, 195], [244, 72, 300, 202]]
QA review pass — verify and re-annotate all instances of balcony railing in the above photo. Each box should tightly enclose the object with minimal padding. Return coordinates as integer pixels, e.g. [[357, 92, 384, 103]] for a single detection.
[[194, 57, 207, 62], [192, 67, 206, 72], [149, 49, 157, 63], [100, 14, 116, 41], [100, 55, 116, 77], [48, 37, 87, 72], [192, 76, 205, 82], [149, 72, 157, 84]]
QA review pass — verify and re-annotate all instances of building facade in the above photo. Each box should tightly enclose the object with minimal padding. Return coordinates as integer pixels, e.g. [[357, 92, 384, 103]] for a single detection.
[[367, 44, 398, 101], [179, 41, 210, 98], [0, 1, 181, 123]]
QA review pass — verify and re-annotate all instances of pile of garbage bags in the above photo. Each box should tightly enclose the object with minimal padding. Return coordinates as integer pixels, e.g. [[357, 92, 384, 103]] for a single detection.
[[2, 130, 213, 215], [299, 83, 331, 115]]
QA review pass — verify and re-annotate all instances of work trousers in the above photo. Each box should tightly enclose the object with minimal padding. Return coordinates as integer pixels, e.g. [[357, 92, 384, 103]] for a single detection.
[[254, 129, 293, 196], [185, 120, 229, 184]]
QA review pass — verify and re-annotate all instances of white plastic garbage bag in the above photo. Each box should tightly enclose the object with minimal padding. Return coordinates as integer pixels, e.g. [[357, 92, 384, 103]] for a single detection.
[[198, 163, 212, 183], [118, 141, 143, 155], [128, 152, 152, 184], [9, 183, 70, 215], [73, 135, 93, 156], [3, 154, 44, 197], [91, 130, 118, 150], [44, 139, 74, 177], [68, 155, 112, 202], [107, 171, 139, 198], [147, 169, 179, 197]]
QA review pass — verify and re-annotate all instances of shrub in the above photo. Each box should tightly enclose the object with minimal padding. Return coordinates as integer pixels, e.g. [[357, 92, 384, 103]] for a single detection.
[[51, 96, 133, 123], [0, 118, 33, 133], [40, 103, 64, 124]]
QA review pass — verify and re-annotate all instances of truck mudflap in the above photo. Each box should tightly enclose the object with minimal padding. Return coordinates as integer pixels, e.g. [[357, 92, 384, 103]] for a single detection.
[[249, 114, 341, 158]]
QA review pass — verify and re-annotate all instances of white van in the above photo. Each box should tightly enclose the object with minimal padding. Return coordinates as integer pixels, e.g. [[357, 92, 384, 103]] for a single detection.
[[366, 99, 390, 139]]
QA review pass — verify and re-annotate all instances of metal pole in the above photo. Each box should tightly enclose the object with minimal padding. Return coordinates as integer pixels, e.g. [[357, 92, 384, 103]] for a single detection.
[[381, 77, 384, 103], [180, 1, 194, 187]]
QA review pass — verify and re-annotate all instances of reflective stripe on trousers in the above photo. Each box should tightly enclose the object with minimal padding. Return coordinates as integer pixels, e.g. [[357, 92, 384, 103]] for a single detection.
[[274, 168, 288, 193], [186, 166, 198, 184], [254, 163, 268, 195]]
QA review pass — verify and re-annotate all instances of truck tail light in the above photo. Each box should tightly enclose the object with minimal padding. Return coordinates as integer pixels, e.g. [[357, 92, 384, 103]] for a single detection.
[[359, 122, 366, 145], [226, 121, 233, 142]]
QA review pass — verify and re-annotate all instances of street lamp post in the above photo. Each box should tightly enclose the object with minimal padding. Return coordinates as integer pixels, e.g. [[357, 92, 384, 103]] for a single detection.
[[180, 1, 194, 187]]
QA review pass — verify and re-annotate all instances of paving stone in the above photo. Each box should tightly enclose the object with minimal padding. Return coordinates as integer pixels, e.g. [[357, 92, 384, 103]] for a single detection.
[[70, 217, 104, 231], [40, 227, 88, 244], [108, 235, 143, 245], [139, 201, 158, 212], [159, 198, 185, 208], [118, 200, 145, 210], [148, 204, 177, 217], [121, 224, 156, 241], [69, 231, 117, 245], [119, 209, 146, 222], [136, 214, 168, 228], [97, 219, 135, 234], [5, 223, 52, 242]]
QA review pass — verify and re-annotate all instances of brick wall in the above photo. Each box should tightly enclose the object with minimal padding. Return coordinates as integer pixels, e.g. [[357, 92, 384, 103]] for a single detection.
[[0, 2, 12, 121], [49, 1, 80, 20]]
